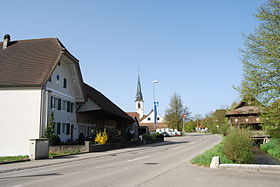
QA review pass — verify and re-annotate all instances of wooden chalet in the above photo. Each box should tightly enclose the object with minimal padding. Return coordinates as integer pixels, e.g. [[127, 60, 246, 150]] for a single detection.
[[225, 97, 262, 130]]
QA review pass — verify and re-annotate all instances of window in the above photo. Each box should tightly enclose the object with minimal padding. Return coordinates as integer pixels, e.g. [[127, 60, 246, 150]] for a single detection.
[[63, 100, 66, 111], [58, 99, 61, 110], [62, 123, 66, 134], [70, 103, 74, 113], [67, 101, 70, 112], [63, 78, 67, 88], [56, 123, 61, 135], [50, 96, 54, 108], [48, 76, 52, 82], [138, 103, 141, 109], [148, 117, 151, 121], [54, 98, 57, 109], [157, 117, 160, 120], [66, 123, 70, 135], [56, 74, 60, 81]]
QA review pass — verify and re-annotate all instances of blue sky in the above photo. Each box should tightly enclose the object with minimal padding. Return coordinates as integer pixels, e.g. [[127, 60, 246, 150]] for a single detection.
[[1, 0, 264, 116]]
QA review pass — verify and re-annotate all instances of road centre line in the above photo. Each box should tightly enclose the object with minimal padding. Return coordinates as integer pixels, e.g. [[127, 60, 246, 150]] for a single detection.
[[169, 146, 182, 151], [126, 156, 150, 162]]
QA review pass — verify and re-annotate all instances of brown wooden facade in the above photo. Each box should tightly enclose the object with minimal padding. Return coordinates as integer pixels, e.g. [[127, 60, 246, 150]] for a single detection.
[[225, 98, 262, 130]]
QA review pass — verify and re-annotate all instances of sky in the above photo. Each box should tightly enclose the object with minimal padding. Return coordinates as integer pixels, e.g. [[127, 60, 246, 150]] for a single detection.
[[1, 0, 264, 117]]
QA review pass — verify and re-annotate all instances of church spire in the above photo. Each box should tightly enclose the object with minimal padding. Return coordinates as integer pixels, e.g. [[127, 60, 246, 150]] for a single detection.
[[135, 75, 143, 101]]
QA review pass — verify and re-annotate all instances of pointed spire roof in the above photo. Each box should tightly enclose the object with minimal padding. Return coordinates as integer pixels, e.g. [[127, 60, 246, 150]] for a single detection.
[[135, 75, 143, 101]]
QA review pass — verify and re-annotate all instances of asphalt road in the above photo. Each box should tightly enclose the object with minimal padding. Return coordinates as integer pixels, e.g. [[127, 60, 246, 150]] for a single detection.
[[0, 134, 279, 187]]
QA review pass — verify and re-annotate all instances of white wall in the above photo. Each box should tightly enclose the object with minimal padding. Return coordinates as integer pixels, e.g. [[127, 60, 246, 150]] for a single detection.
[[0, 89, 42, 156], [135, 100, 144, 119], [45, 60, 80, 142], [140, 110, 165, 124]]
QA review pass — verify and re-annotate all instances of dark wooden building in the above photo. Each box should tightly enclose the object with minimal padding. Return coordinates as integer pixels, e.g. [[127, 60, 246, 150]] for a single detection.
[[225, 98, 262, 130]]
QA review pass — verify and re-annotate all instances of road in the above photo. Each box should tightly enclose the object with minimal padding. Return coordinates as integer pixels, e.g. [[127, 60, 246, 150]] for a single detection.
[[0, 133, 279, 187]]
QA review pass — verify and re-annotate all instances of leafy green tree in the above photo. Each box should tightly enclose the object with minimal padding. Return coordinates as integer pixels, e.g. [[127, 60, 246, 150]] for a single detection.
[[184, 120, 196, 132], [262, 100, 280, 138], [240, 0, 280, 137], [44, 112, 61, 145], [44, 112, 55, 139], [165, 93, 187, 131]]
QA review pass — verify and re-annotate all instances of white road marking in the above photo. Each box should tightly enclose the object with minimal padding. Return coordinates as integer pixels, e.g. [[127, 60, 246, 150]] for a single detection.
[[169, 146, 182, 151], [127, 156, 150, 162]]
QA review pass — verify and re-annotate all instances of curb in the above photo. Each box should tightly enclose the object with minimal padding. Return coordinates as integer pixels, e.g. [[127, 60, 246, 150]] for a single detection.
[[210, 156, 280, 172], [0, 159, 31, 165]]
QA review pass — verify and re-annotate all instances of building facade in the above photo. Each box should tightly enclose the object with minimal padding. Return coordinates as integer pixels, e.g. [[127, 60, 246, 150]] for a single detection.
[[0, 35, 134, 156]]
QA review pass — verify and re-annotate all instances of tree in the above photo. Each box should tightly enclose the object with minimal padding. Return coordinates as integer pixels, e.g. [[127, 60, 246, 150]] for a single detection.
[[44, 112, 61, 145], [240, 0, 280, 137], [165, 93, 188, 131], [44, 112, 55, 139]]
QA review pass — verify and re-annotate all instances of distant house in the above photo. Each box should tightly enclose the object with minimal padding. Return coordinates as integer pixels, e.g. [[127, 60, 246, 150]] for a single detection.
[[127, 75, 168, 132], [0, 35, 134, 156], [225, 97, 262, 130]]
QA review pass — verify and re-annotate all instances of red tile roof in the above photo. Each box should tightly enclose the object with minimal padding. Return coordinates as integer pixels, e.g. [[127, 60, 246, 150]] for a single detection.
[[126, 112, 140, 120]]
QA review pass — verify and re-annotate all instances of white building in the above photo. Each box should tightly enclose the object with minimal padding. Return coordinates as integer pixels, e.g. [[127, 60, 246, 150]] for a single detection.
[[0, 35, 134, 156]]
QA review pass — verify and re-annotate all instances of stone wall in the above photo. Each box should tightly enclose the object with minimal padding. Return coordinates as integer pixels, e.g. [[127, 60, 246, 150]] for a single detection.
[[49, 145, 87, 153]]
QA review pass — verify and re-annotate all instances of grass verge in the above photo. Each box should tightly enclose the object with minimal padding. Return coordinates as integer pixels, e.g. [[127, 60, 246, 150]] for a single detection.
[[260, 138, 280, 160], [191, 140, 234, 167], [49, 150, 82, 158], [0, 155, 29, 163]]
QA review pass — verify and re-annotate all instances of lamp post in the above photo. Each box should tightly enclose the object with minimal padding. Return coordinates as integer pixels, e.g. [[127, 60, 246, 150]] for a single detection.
[[153, 80, 159, 132], [182, 104, 186, 133]]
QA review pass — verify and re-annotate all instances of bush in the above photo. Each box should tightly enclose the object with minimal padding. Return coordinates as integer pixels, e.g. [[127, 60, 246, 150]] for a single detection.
[[260, 138, 280, 160], [223, 128, 253, 164], [191, 139, 233, 167], [95, 130, 108, 144], [78, 132, 85, 144], [142, 133, 154, 140], [50, 134, 61, 145]]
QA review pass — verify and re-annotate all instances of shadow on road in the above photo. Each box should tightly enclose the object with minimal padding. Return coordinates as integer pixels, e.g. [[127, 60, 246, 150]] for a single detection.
[[0, 173, 62, 180]]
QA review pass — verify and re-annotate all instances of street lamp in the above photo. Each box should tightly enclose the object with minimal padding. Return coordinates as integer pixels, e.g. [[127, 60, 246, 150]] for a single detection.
[[153, 80, 159, 132], [182, 104, 186, 133]]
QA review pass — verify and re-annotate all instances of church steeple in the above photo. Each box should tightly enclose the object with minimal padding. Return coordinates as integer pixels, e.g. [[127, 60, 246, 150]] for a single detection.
[[135, 74, 144, 119], [135, 75, 143, 101]]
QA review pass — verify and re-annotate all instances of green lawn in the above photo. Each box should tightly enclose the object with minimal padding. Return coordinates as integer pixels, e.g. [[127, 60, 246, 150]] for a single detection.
[[191, 140, 234, 167], [260, 138, 280, 160], [0, 155, 29, 163]]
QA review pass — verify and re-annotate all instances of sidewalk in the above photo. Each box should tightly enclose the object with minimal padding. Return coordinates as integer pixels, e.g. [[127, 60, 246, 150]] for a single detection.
[[0, 141, 169, 174]]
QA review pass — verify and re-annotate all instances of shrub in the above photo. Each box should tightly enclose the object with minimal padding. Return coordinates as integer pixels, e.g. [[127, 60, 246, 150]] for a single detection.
[[50, 134, 61, 145], [78, 132, 85, 144], [223, 128, 253, 164], [142, 133, 153, 140], [260, 138, 280, 160], [192, 140, 234, 167], [95, 130, 108, 144]]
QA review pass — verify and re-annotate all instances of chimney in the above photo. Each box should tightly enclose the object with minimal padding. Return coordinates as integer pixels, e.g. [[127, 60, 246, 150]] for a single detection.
[[3, 34, 11, 49]]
